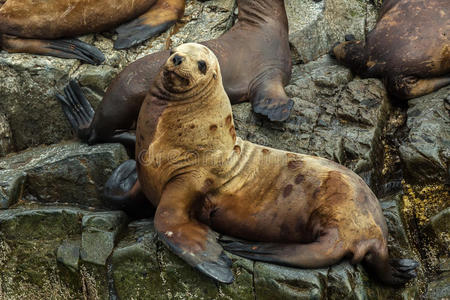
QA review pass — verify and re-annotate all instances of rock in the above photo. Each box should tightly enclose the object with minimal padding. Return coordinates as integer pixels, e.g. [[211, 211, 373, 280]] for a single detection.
[[234, 56, 391, 189], [0, 206, 109, 299], [57, 240, 81, 272], [111, 219, 254, 299], [425, 274, 450, 300], [0, 169, 26, 209], [427, 208, 450, 250], [399, 86, 450, 184], [80, 211, 128, 265], [0, 142, 128, 208], [327, 262, 367, 300], [380, 193, 418, 258], [0, 113, 13, 157], [0, 0, 236, 154], [0, 55, 77, 152], [286, 0, 378, 63], [254, 262, 327, 299]]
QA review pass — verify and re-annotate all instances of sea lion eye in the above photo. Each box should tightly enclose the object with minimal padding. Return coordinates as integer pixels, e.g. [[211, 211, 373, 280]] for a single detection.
[[198, 60, 207, 75]]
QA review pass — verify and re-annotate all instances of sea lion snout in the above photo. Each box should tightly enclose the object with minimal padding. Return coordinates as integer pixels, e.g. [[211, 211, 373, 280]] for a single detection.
[[172, 54, 184, 66]]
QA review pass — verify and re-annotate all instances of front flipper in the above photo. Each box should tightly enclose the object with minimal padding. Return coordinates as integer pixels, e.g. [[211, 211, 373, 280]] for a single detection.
[[56, 80, 94, 142], [155, 180, 234, 283], [158, 228, 233, 283], [2, 35, 105, 65], [250, 78, 294, 122], [114, 0, 185, 49]]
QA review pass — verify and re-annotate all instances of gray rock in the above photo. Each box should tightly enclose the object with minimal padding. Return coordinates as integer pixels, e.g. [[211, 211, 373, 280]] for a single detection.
[[425, 274, 450, 300], [0, 142, 128, 208], [234, 56, 391, 189], [286, 0, 378, 63], [80, 211, 128, 265], [254, 262, 327, 300], [399, 86, 450, 184], [0, 113, 13, 157], [0, 206, 109, 299], [57, 240, 81, 272], [327, 262, 367, 300], [0, 54, 77, 152], [380, 193, 418, 258], [111, 219, 255, 300], [0, 169, 26, 209], [427, 208, 450, 250]]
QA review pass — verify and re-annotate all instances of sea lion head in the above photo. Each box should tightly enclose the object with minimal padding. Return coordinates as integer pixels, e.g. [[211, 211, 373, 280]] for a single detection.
[[162, 43, 219, 94], [331, 40, 366, 74]]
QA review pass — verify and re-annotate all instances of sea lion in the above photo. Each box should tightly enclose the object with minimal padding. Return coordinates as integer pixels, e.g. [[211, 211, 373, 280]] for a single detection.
[[124, 42, 419, 285], [58, 0, 293, 149], [0, 0, 184, 63], [331, 0, 450, 99]]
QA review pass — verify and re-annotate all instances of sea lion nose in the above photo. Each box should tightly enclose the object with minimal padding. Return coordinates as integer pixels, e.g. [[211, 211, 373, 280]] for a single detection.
[[173, 55, 183, 66]]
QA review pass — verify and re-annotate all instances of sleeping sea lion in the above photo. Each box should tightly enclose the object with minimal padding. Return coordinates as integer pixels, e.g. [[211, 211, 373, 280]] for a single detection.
[[331, 0, 450, 99], [0, 0, 184, 63], [58, 0, 293, 149], [124, 42, 419, 285]]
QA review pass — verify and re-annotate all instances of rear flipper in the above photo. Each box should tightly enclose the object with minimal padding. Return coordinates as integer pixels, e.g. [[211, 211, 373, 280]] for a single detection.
[[250, 76, 294, 122], [57, 80, 137, 155], [364, 251, 418, 286], [220, 233, 419, 286], [56, 80, 95, 142], [114, 0, 185, 49], [387, 75, 450, 99], [220, 229, 346, 268], [104, 160, 154, 218], [1, 35, 104, 65]]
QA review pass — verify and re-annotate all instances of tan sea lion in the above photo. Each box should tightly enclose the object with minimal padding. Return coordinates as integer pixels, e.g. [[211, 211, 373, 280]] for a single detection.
[[0, 0, 184, 63], [331, 0, 450, 99], [58, 0, 293, 150], [125, 42, 418, 285]]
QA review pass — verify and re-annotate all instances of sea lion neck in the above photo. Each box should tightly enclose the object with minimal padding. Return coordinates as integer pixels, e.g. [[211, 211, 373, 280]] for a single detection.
[[150, 69, 218, 103], [237, 0, 288, 28], [142, 68, 236, 156]]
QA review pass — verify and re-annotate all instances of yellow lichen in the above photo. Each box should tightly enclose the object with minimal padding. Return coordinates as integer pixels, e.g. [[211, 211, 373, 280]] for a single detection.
[[402, 181, 449, 226]]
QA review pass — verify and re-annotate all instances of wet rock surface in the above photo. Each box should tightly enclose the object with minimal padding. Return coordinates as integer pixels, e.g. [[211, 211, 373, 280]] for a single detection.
[[0, 142, 128, 209], [0, 0, 449, 299], [399, 86, 450, 185]]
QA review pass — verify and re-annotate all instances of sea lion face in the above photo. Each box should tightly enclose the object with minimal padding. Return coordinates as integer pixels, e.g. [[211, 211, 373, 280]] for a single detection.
[[162, 43, 219, 94]]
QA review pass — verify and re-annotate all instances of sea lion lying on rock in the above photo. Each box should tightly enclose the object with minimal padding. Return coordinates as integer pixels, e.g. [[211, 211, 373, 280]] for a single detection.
[[331, 0, 449, 99], [109, 42, 419, 285], [58, 0, 293, 153], [0, 0, 184, 63]]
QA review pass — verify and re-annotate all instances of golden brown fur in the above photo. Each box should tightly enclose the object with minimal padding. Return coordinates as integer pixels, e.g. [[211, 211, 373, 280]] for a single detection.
[[135, 43, 418, 285]]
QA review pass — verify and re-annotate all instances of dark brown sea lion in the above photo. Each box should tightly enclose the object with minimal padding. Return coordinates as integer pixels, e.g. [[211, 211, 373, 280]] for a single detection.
[[124, 42, 418, 285], [58, 0, 293, 149], [331, 0, 450, 99], [0, 0, 184, 63]]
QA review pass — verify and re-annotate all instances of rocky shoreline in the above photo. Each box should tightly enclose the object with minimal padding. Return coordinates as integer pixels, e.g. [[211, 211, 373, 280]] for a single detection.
[[0, 0, 448, 299]]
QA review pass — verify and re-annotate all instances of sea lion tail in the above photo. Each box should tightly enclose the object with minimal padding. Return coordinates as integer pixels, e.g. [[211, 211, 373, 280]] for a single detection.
[[1, 35, 104, 65], [114, 0, 185, 49], [56, 80, 95, 142]]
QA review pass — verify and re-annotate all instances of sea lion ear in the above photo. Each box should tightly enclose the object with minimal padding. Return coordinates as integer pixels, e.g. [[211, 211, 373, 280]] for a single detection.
[[213, 72, 217, 79]]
